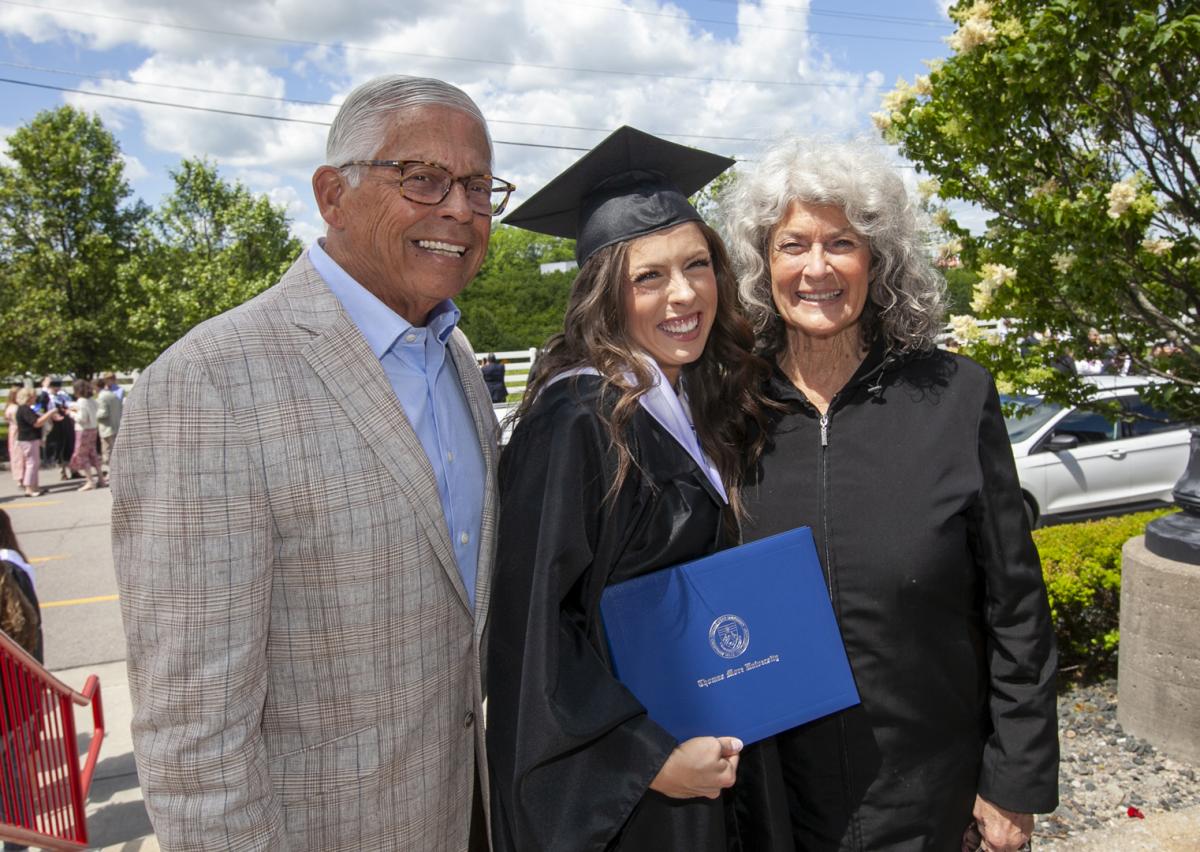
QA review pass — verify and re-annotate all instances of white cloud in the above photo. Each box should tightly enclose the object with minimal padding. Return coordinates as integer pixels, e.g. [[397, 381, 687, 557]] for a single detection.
[[120, 152, 149, 180], [0, 0, 921, 244], [0, 125, 14, 167], [947, 199, 990, 236]]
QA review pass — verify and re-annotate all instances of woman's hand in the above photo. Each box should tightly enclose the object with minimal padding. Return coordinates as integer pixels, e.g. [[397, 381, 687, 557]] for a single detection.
[[969, 795, 1033, 852], [649, 736, 742, 799]]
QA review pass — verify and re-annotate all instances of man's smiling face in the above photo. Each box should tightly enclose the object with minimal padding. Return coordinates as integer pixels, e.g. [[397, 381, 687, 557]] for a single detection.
[[321, 104, 493, 324]]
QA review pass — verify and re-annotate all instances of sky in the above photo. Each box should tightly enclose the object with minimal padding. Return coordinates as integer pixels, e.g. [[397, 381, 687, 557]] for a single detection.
[[0, 0, 964, 244]]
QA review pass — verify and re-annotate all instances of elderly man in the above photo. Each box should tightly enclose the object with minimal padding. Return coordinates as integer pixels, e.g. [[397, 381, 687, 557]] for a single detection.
[[112, 75, 512, 850], [95, 374, 122, 475]]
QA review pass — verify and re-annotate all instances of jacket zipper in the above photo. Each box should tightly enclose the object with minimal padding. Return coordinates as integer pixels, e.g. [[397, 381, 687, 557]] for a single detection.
[[817, 401, 862, 851], [817, 411, 832, 588]]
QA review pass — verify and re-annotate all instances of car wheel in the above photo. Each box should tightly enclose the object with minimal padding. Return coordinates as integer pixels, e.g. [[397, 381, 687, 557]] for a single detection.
[[1023, 495, 1038, 529]]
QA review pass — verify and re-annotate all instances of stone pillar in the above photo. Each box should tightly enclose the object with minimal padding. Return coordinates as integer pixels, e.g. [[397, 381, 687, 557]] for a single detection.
[[1117, 535, 1200, 763]]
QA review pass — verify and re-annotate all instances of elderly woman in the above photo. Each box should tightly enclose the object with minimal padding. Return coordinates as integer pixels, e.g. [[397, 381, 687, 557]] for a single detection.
[[487, 128, 779, 851], [68, 379, 105, 491], [721, 140, 1058, 852], [13, 387, 61, 498]]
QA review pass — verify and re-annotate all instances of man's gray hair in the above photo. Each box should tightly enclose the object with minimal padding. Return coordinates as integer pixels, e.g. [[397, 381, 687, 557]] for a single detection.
[[326, 75, 492, 186], [719, 138, 946, 355]]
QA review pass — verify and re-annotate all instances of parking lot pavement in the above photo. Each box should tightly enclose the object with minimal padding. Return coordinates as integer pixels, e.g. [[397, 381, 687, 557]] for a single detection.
[[1, 467, 125, 670]]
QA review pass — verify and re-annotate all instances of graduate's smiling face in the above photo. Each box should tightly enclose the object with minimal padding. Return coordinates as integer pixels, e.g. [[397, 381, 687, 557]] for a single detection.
[[622, 221, 717, 386]]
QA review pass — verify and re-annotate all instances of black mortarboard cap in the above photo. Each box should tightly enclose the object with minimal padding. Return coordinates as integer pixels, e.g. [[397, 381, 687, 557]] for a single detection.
[[503, 126, 734, 265]]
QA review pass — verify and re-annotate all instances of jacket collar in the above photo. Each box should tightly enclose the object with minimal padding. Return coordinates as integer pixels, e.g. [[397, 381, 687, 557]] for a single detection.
[[275, 255, 480, 616], [767, 336, 900, 412]]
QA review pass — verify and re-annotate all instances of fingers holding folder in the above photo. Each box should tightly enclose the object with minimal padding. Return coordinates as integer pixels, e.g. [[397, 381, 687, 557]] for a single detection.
[[650, 735, 744, 800]]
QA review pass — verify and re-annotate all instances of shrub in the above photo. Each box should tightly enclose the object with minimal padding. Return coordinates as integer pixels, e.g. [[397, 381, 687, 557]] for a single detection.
[[1034, 508, 1174, 679]]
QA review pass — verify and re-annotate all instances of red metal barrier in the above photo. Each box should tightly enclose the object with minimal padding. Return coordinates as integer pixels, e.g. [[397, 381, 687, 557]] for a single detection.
[[0, 631, 104, 851]]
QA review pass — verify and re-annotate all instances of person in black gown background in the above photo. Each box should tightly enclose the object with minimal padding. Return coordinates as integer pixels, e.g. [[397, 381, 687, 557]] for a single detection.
[[485, 127, 778, 851], [481, 353, 507, 402]]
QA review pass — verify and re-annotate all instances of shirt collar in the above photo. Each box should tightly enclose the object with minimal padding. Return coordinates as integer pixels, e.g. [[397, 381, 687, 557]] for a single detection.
[[307, 239, 461, 357], [546, 358, 728, 504]]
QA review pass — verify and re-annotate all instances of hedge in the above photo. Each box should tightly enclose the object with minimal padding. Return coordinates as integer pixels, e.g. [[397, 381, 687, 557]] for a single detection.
[[1033, 508, 1174, 679]]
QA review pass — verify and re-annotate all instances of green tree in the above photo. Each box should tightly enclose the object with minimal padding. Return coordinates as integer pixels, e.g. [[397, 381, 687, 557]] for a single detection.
[[942, 265, 981, 316], [0, 106, 147, 376], [878, 0, 1199, 415], [457, 225, 576, 350], [127, 158, 302, 362], [692, 169, 737, 222]]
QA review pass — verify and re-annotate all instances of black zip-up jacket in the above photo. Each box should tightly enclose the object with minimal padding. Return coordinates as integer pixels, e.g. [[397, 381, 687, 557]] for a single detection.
[[735, 341, 1059, 852]]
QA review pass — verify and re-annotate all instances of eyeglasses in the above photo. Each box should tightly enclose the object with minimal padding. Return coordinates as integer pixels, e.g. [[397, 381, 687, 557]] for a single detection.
[[340, 160, 516, 216]]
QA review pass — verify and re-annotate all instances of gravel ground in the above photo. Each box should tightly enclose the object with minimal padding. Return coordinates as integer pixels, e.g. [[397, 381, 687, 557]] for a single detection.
[[1039, 679, 1200, 847]]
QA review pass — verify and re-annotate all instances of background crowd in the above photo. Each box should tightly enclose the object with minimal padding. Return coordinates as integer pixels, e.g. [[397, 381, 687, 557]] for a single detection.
[[4, 375, 123, 497]]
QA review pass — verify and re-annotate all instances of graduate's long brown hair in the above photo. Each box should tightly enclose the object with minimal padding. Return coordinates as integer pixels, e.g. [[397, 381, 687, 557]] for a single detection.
[[515, 221, 773, 521]]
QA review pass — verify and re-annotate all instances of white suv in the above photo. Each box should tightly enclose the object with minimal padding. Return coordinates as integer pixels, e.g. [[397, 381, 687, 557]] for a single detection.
[[1003, 376, 1192, 526]]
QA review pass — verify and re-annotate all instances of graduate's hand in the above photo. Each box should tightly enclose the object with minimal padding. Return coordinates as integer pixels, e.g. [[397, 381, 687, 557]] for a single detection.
[[968, 795, 1033, 852], [649, 736, 742, 799]]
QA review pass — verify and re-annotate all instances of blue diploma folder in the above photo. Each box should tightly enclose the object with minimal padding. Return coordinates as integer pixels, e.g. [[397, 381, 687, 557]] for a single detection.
[[600, 527, 859, 745]]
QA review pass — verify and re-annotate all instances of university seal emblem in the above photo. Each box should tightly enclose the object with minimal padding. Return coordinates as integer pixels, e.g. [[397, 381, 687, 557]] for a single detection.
[[708, 614, 750, 660]]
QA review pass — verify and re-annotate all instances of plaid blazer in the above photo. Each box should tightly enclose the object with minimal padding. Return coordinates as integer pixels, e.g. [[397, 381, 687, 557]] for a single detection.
[[112, 254, 498, 851]]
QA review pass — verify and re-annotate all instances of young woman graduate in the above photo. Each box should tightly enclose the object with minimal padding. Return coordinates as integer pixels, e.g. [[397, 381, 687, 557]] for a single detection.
[[485, 127, 777, 851]]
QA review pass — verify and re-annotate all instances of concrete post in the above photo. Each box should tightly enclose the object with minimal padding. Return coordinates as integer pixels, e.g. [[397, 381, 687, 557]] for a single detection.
[[1117, 535, 1200, 763]]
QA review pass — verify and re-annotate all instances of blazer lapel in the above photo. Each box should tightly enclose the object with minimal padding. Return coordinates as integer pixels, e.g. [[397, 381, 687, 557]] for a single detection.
[[284, 259, 471, 610]]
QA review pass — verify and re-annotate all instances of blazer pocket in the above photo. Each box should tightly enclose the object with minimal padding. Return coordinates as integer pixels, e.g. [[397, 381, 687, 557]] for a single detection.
[[269, 725, 382, 805]]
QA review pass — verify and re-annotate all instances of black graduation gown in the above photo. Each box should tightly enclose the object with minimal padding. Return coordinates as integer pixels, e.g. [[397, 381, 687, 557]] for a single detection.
[[733, 343, 1059, 852], [486, 375, 740, 852]]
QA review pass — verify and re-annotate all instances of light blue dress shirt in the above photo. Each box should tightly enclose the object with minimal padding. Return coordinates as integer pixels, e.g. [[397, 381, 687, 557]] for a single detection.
[[308, 240, 486, 609]]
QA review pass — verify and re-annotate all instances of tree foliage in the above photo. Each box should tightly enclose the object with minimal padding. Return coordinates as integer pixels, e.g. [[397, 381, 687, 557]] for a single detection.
[[0, 106, 147, 376], [880, 0, 1200, 415], [456, 225, 576, 351], [125, 158, 302, 363]]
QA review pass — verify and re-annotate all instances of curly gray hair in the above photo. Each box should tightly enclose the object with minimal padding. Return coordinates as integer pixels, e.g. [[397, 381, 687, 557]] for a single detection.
[[719, 138, 945, 356]]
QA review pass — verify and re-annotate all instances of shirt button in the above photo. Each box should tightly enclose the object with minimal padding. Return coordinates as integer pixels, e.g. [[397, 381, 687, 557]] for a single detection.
[[446, 451, 454, 463], [463, 710, 475, 728], [404, 333, 417, 343], [459, 531, 470, 545]]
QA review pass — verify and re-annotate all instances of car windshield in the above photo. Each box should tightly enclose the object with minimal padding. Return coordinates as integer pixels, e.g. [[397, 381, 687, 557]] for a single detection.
[[1001, 394, 1064, 442]]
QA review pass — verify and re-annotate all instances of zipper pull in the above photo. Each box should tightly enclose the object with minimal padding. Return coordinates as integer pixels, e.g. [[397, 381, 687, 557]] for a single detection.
[[819, 414, 829, 447]]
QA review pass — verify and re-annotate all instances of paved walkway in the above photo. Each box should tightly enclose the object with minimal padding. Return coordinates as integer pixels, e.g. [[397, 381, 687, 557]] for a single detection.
[[1046, 804, 1200, 850]]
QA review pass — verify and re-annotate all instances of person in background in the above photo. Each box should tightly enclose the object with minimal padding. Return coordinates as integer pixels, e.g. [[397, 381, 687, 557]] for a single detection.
[[42, 379, 75, 480], [722, 139, 1058, 852], [480, 353, 507, 402], [103, 373, 125, 402], [1073, 328, 1109, 376], [5, 384, 23, 486], [96, 375, 123, 476], [489, 127, 780, 851], [13, 388, 60, 498], [67, 379, 105, 491], [34, 376, 52, 414]]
